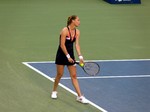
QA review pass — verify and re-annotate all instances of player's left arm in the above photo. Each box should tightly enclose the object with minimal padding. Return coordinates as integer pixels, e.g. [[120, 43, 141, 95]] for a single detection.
[[75, 29, 84, 62]]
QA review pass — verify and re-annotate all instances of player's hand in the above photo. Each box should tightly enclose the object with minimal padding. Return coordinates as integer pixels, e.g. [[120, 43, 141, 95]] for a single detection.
[[68, 58, 74, 63], [79, 55, 84, 65], [79, 59, 84, 65]]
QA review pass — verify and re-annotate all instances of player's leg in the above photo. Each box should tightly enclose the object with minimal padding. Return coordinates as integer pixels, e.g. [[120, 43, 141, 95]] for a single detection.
[[67, 65, 81, 96], [51, 65, 64, 99], [67, 65, 88, 104]]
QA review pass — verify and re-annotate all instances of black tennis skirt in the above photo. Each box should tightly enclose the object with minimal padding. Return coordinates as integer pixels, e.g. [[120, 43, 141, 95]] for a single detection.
[[55, 46, 75, 66]]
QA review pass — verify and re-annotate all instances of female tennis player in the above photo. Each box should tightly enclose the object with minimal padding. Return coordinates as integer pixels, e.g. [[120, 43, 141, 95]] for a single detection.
[[51, 15, 88, 104]]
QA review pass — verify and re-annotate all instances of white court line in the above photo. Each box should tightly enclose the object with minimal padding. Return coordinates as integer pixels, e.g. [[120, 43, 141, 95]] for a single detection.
[[23, 58, 150, 64], [60, 75, 150, 80], [22, 62, 108, 112]]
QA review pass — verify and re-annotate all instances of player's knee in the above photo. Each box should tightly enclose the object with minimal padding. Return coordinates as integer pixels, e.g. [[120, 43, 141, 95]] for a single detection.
[[71, 74, 77, 79], [56, 73, 63, 79]]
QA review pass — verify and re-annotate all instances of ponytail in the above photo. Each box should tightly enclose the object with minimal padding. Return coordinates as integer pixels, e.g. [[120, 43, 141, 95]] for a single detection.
[[67, 15, 77, 26]]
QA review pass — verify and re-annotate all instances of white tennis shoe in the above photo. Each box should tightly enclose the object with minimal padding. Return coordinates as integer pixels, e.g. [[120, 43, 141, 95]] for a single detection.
[[76, 96, 89, 104], [51, 91, 57, 99], [51, 92, 88, 104]]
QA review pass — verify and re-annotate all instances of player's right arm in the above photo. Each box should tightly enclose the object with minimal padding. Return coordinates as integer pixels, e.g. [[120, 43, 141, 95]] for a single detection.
[[60, 27, 74, 63], [60, 27, 68, 55]]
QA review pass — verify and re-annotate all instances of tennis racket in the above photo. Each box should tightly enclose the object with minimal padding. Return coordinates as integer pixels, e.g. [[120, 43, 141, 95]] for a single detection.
[[75, 62, 100, 76]]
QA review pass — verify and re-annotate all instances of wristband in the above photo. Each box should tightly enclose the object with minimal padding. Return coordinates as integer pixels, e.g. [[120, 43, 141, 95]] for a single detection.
[[79, 55, 83, 60], [66, 54, 70, 59]]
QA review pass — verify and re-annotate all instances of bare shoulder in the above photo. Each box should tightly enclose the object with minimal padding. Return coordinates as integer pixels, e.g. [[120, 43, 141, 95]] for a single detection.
[[60, 27, 68, 35]]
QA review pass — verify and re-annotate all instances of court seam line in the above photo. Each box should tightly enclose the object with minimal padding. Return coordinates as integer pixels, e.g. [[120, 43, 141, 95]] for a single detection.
[[22, 62, 108, 112], [59, 75, 150, 80]]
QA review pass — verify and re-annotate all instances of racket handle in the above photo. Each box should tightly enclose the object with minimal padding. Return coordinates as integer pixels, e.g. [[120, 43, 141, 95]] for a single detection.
[[75, 62, 79, 64]]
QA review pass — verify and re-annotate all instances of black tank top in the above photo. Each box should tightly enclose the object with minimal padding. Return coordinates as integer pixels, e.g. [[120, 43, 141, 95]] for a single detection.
[[55, 27, 76, 65]]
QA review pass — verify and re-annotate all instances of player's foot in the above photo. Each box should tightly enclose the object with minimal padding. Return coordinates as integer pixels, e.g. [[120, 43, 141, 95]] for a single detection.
[[51, 91, 57, 99], [76, 96, 89, 104]]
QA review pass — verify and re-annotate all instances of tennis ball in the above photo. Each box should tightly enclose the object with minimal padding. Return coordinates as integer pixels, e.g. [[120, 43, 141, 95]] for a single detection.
[[80, 63, 84, 67]]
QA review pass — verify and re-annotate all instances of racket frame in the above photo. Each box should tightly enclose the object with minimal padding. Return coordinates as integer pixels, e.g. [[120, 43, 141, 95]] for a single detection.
[[75, 61, 100, 76]]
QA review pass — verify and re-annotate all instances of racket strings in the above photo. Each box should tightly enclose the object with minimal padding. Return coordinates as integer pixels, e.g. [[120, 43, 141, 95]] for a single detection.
[[84, 62, 100, 76]]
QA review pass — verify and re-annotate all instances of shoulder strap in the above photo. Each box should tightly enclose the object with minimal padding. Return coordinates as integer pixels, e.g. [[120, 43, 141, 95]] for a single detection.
[[67, 26, 72, 38], [67, 26, 76, 40]]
